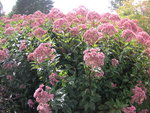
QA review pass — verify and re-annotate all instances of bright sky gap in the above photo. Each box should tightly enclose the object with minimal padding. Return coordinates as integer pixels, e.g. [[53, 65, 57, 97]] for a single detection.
[[1, 0, 111, 14]]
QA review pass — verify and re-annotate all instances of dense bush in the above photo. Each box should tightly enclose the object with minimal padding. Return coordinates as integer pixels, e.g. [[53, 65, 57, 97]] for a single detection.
[[0, 6, 150, 113]]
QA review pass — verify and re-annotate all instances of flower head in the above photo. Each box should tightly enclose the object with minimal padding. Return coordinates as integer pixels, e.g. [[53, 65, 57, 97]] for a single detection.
[[83, 48, 105, 68]]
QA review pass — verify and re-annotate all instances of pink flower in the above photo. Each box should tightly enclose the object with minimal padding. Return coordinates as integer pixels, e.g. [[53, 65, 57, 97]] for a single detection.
[[111, 83, 117, 88], [139, 109, 149, 113], [27, 43, 56, 63], [98, 23, 117, 36], [19, 84, 26, 89], [111, 58, 119, 66], [69, 27, 79, 36], [33, 85, 54, 104], [131, 85, 147, 104], [83, 28, 103, 45], [83, 48, 105, 68], [147, 68, 150, 75], [47, 8, 65, 20], [27, 53, 35, 61], [77, 24, 87, 31], [136, 32, 150, 45], [145, 48, 150, 57], [33, 27, 47, 38], [0, 39, 7, 44], [19, 40, 27, 51], [6, 75, 13, 80], [49, 73, 59, 85], [2, 61, 17, 69], [4, 27, 15, 35], [122, 29, 136, 42], [122, 105, 136, 113], [37, 103, 52, 113], [74, 6, 88, 17], [109, 14, 120, 22], [95, 71, 104, 77], [53, 18, 69, 33], [86, 11, 101, 21], [121, 20, 137, 33], [0, 49, 9, 62], [27, 99, 34, 108]]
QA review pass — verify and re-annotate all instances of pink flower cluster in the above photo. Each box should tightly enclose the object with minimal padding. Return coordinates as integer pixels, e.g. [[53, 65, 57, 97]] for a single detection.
[[83, 28, 103, 45], [139, 109, 149, 113], [136, 32, 150, 46], [33, 27, 47, 38], [4, 27, 15, 35], [53, 18, 69, 33], [111, 58, 119, 66], [6, 75, 13, 80], [95, 71, 104, 77], [121, 19, 137, 33], [49, 73, 59, 85], [122, 105, 136, 113], [0, 49, 9, 62], [111, 83, 117, 88], [19, 40, 27, 51], [28, 43, 56, 63], [147, 68, 150, 75], [98, 23, 117, 36], [145, 48, 150, 57], [131, 83, 147, 105], [86, 11, 101, 21], [0, 39, 7, 44], [83, 48, 105, 68], [2, 61, 17, 69], [34, 84, 54, 113], [27, 99, 34, 108], [122, 29, 136, 42]]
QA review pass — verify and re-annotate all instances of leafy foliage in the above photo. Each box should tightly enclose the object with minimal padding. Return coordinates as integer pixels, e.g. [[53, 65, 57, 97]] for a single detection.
[[0, 6, 150, 113], [12, 0, 53, 15], [117, 0, 150, 34]]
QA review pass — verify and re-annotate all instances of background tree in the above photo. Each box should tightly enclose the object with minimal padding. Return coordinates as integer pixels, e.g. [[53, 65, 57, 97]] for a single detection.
[[116, 0, 150, 34], [12, 0, 53, 15], [110, 0, 126, 10], [0, 1, 4, 16]]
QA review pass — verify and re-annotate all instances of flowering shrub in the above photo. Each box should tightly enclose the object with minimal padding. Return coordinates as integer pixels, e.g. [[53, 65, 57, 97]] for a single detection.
[[0, 6, 150, 113]]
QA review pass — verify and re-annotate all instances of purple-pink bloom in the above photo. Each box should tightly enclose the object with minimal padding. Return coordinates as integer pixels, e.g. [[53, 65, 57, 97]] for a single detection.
[[6, 75, 13, 80], [53, 18, 69, 33], [98, 23, 117, 36], [27, 99, 34, 108], [4, 27, 15, 35], [27, 43, 56, 63], [131, 85, 147, 105], [33, 85, 54, 104], [19, 40, 27, 51], [33, 27, 47, 38], [86, 11, 101, 21], [122, 105, 136, 113], [83, 48, 105, 68], [109, 14, 120, 22], [111, 58, 119, 66], [83, 28, 103, 45], [95, 71, 104, 77], [111, 83, 117, 88], [122, 29, 136, 42], [49, 73, 59, 85], [145, 48, 150, 57], [147, 68, 150, 75], [37, 103, 52, 113], [0, 49, 9, 62], [139, 109, 149, 113]]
